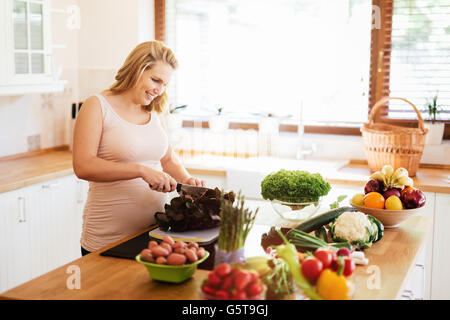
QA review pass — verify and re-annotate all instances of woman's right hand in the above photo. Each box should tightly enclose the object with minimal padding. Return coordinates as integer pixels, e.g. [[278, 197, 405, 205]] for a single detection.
[[140, 166, 177, 193]]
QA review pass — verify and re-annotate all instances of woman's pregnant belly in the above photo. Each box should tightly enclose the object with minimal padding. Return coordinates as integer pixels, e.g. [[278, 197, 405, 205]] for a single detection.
[[81, 178, 167, 251]]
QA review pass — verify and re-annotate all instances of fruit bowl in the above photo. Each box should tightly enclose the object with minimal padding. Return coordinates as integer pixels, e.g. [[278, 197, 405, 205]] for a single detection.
[[351, 203, 424, 228], [270, 197, 323, 223], [136, 251, 209, 283]]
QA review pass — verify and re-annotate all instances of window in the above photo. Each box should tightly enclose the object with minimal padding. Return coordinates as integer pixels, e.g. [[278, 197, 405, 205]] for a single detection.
[[13, 0, 46, 75], [156, 0, 450, 138], [388, 0, 450, 121], [164, 0, 373, 125]]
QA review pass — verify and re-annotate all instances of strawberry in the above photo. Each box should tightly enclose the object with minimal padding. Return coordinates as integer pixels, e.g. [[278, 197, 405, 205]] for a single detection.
[[214, 263, 233, 277], [234, 270, 252, 291], [201, 285, 216, 296], [221, 276, 234, 291], [231, 290, 247, 300], [215, 290, 229, 300], [208, 272, 222, 287], [247, 282, 264, 297], [248, 272, 259, 283]]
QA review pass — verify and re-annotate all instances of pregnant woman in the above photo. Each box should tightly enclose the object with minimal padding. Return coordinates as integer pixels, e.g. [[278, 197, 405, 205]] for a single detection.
[[73, 41, 205, 256]]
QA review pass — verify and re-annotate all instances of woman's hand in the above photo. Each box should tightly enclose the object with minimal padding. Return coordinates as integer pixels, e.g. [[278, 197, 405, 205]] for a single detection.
[[183, 176, 206, 187], [141, 166, 177, 193]]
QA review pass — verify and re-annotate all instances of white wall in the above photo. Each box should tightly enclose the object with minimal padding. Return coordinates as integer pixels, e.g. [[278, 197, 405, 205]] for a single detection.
[[77, 0, 155, 99], [0, 0, 156, 157], [0, 0, 80, 157]]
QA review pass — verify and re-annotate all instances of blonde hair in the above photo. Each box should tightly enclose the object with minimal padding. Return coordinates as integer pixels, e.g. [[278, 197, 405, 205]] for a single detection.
[[108, 41, 178, 113]]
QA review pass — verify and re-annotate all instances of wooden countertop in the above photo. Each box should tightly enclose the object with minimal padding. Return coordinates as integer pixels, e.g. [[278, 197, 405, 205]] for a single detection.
[[0, 148, 449, 194], [0, 215, 432, 300], [0, 147, 74, 194]]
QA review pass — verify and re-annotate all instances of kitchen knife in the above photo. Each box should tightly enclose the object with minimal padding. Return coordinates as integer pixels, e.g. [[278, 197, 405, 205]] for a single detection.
[[176, 183, 214, 197]]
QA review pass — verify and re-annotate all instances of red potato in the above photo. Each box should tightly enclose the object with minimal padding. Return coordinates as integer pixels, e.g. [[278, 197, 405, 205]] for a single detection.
[[148, 240, 158, 249], [140, 249, 155, 263], [175, 241, 187, 248], [173, 241, 186, 249], [188, 242, 199, 249], [156, 256, 167, 264], [172, 242, 182, 249], [174, 247, 186, 255], [151, 245, 170, 257], [160, 242, 173, 253], [185, 249, 198, 263], [163, 235, 175, 246], [166, 253, 187, 266], [196, 247, 206, 259]]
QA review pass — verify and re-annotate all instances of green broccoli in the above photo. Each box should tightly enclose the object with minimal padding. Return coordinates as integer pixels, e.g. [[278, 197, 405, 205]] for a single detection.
[[261, 169, 331, 203]]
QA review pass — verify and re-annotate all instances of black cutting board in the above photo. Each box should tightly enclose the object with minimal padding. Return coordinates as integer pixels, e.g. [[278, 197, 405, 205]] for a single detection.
[[100, 231, 151, 260], [100, 228, 216, 270]]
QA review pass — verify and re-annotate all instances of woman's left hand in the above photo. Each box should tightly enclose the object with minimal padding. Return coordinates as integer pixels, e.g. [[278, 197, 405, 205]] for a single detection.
[[184, 176, 206, 187]]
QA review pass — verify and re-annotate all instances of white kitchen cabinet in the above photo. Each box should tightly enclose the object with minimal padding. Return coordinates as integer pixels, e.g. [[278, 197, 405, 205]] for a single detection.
[[0, 174, 85, 294], [0, 0, 65, 95], [431, 193, 450, 300], [0, 187, 32, 292]]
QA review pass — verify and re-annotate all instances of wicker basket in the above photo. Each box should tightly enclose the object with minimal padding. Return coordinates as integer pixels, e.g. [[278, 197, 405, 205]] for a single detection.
[[361, 97, 428, 177]]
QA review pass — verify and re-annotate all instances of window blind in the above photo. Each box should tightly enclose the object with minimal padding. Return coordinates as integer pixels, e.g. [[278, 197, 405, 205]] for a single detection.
[[380, 0, 450, 121]]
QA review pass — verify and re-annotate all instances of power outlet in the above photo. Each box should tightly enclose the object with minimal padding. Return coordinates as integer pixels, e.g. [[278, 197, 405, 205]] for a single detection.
[[27, 134, 41, 151]]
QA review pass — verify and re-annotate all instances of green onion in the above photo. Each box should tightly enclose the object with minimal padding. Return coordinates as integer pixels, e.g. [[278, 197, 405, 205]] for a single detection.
[[288, 229, 353, 251]]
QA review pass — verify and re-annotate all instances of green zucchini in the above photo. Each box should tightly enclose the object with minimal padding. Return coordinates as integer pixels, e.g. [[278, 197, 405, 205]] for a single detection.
[[291, 206, 358, 234]]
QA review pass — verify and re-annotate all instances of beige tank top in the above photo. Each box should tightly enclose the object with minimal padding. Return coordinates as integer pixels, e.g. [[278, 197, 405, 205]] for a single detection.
[[80, 93, 169, 252]]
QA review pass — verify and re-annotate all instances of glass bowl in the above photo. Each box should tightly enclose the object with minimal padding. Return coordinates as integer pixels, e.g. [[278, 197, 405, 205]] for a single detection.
[[199, 285, 266, 300], [270, 197, 323, 223]]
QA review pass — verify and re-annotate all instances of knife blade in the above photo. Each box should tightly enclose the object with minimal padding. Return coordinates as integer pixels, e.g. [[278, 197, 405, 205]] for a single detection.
[[176, 183, 214, 197]]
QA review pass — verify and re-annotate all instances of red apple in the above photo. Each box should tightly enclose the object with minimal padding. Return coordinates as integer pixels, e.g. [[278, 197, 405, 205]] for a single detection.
[[402, 189, 426, 209], [364, 179, 383, 194], [383, 188, 401, 199]]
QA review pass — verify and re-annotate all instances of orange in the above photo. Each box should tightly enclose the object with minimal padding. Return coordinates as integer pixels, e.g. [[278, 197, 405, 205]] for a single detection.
[[401, 186, 415, 197], [364, 192, 385, 209]]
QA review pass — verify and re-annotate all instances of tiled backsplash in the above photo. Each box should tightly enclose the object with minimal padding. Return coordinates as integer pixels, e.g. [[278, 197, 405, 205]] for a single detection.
[[0, 91, 72, 157]]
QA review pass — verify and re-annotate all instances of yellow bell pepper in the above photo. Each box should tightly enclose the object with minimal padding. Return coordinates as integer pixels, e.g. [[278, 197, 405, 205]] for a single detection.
[[316, 269, 354, 300]]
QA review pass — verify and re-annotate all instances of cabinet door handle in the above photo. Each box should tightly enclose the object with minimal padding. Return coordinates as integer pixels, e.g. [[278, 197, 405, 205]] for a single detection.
[[18, 196, 26, 223], [42, 182, 61, 189]]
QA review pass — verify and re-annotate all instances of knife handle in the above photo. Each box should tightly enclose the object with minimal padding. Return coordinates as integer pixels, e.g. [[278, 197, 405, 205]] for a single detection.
[[149, 183, 181, 192], [149, 184, 165, 191]]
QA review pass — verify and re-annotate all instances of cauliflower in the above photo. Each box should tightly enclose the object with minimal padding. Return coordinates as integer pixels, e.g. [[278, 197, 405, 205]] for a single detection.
[[331, 211, 374, 243]]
